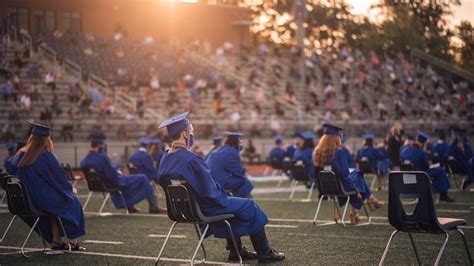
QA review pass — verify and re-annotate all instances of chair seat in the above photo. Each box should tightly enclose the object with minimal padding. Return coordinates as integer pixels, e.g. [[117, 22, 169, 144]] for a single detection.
[[437, 217, 466, 230], [201, 213, 234, 223]]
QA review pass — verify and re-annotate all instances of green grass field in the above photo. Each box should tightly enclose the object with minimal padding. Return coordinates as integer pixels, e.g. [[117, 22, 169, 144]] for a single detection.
[[0, 177, 473, 265]]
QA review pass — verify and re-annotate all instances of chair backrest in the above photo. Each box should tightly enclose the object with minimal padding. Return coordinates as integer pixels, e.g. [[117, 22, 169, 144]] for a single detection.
[[446, 156, 461, 174], [269, 156, 282, 169], [388, 171, 441, 233], [400, 160, 416, 171], [281, 157, 293, 176], [61, 163, 74, 182], [158, 175, 205, 223], [291, 160, 309, 181], [358, 157, 373, 174], [0, 171, 8, 190], [4, 175, 44, 216], [81, 167, 110, 192], [127, 163, 139, 174], [317, 169, 346, 196]]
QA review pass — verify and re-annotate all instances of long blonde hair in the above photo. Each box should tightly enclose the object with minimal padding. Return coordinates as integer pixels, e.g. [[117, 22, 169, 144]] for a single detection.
[[313, 134, 342, 167], [17, 135, 54, 167]]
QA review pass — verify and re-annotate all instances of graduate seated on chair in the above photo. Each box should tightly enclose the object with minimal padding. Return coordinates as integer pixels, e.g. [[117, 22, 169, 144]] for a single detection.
[[158, 112, 285, 263], [263, 136, 286, 175], [3, 142, 17, 172], [149, 137, 165, 170], [80, 133, 164, 214], [313, 123, 384, 224], [207, 132, 254, 198], [293, 132, 317, 185], [448, 127, 474, 191], [205, 136, 223, 160], [400, 130, 454, 202], [8, 122, 86, 251]]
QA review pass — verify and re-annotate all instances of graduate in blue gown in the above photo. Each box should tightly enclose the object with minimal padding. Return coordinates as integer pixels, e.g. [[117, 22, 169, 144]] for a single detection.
[[205, 136, 223, 159], [400, 131, 454, 202], [356, 133, 387, 174], [448, 128, 474, 190], [431, 130, 450, 166], [8, 122, 85, 250], [80, 134, 164, 213], [400, 134, 414, 155], [3, 142, 17, 173], [293, 132, 316, 183], [157, 112, 284, 263], [207, 132, 253, 198], [268, 136, 285, 165], [129, 137, 159, 182], [284, 133, 302, 159], [313, 123, 384, 224], [150, 138, 165, 170], [341, 136, 355, 168]]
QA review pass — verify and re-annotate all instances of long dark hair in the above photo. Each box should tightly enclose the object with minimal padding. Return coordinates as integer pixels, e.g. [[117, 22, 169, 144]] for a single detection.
[[17, 135, 54, 167], [224, 137, 240, 148], [302, 138, 315, 150]]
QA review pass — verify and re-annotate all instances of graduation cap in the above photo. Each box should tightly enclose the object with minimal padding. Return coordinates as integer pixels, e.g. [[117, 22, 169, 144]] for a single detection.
[[294, 132, 304, 139], [212, 136, 223, 145], [322, 123, 342, 136], [416, 130, 429, 143], [224, 131, 243, 140], [272, 135, 283, 144], [159, 112, 190, 137], [139, 137, 152, 145], [362, 133, 375, 140], [300, 131, 315, 141], [4, 142, 17, 151], [452, 127, 466, 138], [90, 133, 107, 145], [151, 138, 162, 145], [27, 121, 51, 137]]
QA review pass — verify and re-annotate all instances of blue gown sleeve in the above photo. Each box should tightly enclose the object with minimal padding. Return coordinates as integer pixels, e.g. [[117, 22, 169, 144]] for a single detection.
[[99, 154, 120, 186], [142, 153, 159, 179], [418, 150, 430, 171], [225, 150, 246, 178], [42, 151, 75, 202], [189, 157, 229, 207], [334, 149, 350, 178]]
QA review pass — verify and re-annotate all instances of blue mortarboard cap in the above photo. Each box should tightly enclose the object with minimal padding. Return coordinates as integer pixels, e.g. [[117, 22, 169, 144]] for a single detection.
[[363, 133, 375, 140], [323, 123, 343, 136], [4, 142, 17, 150], [300, 131, 315, 140], [159, 112, 190, 137], [416, 130, 429, 143], [224, 131, 243, 139], [151, 138, 162, 145], [272, 135, 283, 144], [28, 121, 51, 137], [139, 137, 152, 145], [212, 136, 223, 145], [294, 132, 304, 139], [452, 128, 466, 137], [90, 133, 106, 145]]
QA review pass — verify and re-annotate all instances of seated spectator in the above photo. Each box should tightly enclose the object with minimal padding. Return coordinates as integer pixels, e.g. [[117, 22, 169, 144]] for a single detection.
[[44, 72, 56, 92], [51, 94, 63, 116], [19, 93, 32, 112], [61, 124, 74, 142], [2, 80, 16, 102], [39, 107, 52, 122], [80, 134, 160, 213], [89, 86, 103, 105], [30, 84, 44, 102], [7, 122, 86, 250], [242, 139, 261, 164], [27, 63, 41, 81]]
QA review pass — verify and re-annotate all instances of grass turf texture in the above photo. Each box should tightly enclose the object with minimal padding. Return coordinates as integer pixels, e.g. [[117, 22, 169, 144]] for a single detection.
[[0, 178, 473, 265]]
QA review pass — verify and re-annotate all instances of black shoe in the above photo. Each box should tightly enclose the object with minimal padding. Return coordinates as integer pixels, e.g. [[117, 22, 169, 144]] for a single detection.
[[258, 249, 285, 263], [462, 180, 472, 191], [439, 194, 455, 202], [228, 247, 258, 261]]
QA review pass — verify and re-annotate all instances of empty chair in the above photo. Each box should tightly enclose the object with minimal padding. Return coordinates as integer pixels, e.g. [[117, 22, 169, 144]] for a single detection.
[[1, 175, 71, 257], [288, 160, 315, 202], [312, 169, 370, 226], [379, 171, 472, 266], [81, 168, 129, 215], [155, 176, 242, 265]]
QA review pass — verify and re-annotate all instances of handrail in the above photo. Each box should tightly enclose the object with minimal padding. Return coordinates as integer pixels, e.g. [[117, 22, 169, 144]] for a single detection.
[[64, 58, 82, 77], [38, 44, 57, 63]]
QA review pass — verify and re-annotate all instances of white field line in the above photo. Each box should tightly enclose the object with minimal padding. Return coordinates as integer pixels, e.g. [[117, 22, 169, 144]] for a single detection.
[[266, 224, 298, 228], [248, 175, 288, 182], [82, 240, 124, 245], [147, 234, 187, 238]]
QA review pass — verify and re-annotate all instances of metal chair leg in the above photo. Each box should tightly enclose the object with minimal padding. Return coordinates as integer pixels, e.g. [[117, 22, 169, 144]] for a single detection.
[[408, 232, 421, 266], [370, 174, 377, 190], [118, 191, 129, 215], [0, 215, 17, 243], [378, 230, 398, 266], [312, 195, 326, 225], [223, 220, 242, 266], [361, 201, 371, 225], [289, 180, 298, 201], [434, 231, 449, 266], [82, 191, 93, 211], [191, 224, 210, 266], [333, 198, 342, 225], [155, 221, 177, 265], [99, 193, 111, 214], [305, 181, 315, 201], [456, 228, 473, 265], [21, 217, 41, 258], [0, 190, 6, 204], [193, 224, 207, 263], [340, 196, 350, 226], [36, 225, 47, 252], [57, 217, 71, 253]]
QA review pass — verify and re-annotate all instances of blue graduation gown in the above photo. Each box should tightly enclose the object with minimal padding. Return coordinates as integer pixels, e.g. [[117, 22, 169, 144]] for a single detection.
[[448, 140, 474, 182], [293, 147, 316, 181], [284, 144, 297, 158], [376, 148, 391, 177], [4, 155, 14, 174], [80, 151, 153, 209], [153, 151, 165, 170], [400, 144, 451, 193], [431, 141, 450, 164], [206, 145, 253, 198], [129, 148, 159, 182], [316, 149, 371, 209], [268, 147, 285, 161], [341, 146, 355, 168], [158, 148, 268, 238], [356, 146, 386, 173], [8, 151, 85, 243]]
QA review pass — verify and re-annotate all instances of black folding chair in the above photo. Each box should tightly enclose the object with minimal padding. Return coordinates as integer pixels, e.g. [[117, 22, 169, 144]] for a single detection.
[[379, 171, 472, 266], [281, 157, 293, 177], [289, 160, 315, 202], [358, 157, 377, 190], [0, 169, 7, 206], [400, 160, 416, 171], [446, 156, 465, 191], [0, 175, 71, 257], [312, 168, 371, 226], [269, 157, 282, 170], [155, 175, 242, 265], [81, 168, 129, 215]]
